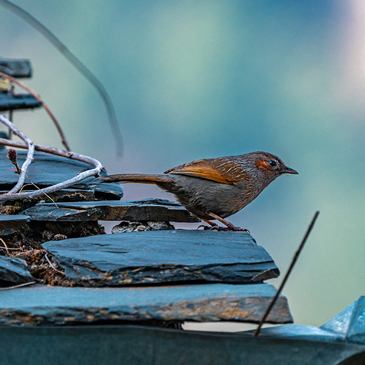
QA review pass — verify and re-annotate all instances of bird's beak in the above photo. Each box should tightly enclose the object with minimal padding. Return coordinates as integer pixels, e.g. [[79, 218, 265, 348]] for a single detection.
[[281, 166, 298, 175]]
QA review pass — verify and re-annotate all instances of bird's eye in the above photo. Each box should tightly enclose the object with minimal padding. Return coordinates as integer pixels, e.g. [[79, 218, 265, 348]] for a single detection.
[[268, 160, 277, 167]]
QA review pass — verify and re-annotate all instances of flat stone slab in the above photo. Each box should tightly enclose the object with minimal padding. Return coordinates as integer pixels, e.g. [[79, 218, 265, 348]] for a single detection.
[[0, 150, 123, 200], [42, 230, 278, 286], [0, 57, 32, 78], [0, 256, 33, 286], [23, 198, 199, 222], [0, 215, 30, 236], [0, 327, 364, 365], [0, 283, 292, 326], [0, 93, 42, 111]]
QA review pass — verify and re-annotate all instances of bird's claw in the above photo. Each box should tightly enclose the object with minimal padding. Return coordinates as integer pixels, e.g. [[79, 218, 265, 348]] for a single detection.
[[197, 224, 211, 230], [197, 224, 249, 233], [197, 224, 220, 230], [230, 226, 250, 233]]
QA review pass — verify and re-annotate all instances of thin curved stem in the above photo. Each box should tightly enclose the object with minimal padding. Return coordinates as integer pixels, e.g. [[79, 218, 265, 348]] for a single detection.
[[0, 116, 103, 203], [1, 115, 35, 194], [0, 71, 70, 151], [0, 0, 123, 156]]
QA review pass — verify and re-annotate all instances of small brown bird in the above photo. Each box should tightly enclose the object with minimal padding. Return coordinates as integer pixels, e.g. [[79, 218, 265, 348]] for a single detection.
[[99, 151, 298, 231]]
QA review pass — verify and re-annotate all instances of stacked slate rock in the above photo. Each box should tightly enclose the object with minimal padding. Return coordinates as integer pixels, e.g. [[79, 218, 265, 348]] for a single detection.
[[0, 148, 292, 327], [1, 58, 364, 365]]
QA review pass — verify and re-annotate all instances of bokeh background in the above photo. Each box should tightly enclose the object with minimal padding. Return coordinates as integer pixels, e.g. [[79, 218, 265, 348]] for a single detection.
[[1, 1, 364, 329]]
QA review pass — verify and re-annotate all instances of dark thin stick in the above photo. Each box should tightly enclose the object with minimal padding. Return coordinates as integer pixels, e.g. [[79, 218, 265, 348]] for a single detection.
[[254, 211, 320, 337], [0, 0, 123, 157], [0, 281, 36, 291], [8, 108, 13, 138]]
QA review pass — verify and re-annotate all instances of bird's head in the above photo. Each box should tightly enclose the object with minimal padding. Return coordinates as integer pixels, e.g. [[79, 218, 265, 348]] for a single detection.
[[254, 152, 298, 176], [241, 151, 298, 189]]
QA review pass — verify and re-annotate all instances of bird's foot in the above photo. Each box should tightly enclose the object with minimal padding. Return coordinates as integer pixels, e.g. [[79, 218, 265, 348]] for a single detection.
[[197, 224, 229, 231], [197, 225, 213, 230], [197, 219, 220, 230], [222, 223, 249, 232], [197, 220, 249, 232], [207, 212, 250, 233]]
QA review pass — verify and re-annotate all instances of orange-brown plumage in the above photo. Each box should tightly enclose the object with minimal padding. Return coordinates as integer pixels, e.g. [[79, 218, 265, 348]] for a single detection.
[[99, 151, 298, 231]]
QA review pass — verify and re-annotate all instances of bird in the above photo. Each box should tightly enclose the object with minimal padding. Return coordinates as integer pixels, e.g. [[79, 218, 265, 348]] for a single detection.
[[99, 151, 298, 231]]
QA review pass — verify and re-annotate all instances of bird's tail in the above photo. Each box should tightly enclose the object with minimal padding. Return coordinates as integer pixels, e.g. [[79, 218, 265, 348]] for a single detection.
[[98, 173, 171, 185]]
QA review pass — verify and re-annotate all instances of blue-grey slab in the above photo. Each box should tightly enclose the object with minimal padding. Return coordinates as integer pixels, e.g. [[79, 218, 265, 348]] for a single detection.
[[320, 296, 365, 345], [0, 256, 33, 286], [0, 326, 364, 365], [0, 283, 292, 326], [42, 230, 278, 286], [23, 198, 199, 222], [242, 296, 365, 345], [0, 94, 42, 111], [0, 215, 30, 236], [0, 58, 32, 78]]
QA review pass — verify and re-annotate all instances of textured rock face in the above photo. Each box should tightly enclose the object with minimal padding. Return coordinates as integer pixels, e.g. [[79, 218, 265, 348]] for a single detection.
[[0, 256, 34, 286], [0, 283, 292, 326], [42, 230, 279, 287]]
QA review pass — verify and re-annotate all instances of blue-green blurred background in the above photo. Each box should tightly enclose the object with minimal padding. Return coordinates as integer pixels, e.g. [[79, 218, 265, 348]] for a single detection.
[[1, 1, 364, 328]]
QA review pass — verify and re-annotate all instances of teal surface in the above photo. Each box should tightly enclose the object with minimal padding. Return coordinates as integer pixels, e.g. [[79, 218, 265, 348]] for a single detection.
[[0, 326, 364, 365]]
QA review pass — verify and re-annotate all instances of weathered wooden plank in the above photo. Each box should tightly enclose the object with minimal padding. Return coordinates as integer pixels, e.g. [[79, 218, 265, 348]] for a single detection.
[[0, 256, 33, 286], [0, 150, 123, 199], [0, 283, 292, 325], [42, 230, 278, 286], [24, 199, 199, 222], [0, 93, 42, 111], [0, 326, 364, 365], [0, 215, 30, 236], [0, 58, 32, 78]]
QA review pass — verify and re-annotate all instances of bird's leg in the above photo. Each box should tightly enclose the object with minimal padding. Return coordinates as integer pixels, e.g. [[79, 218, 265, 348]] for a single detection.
[[197, 219, 220, 230], [208, 212, 249, 232]]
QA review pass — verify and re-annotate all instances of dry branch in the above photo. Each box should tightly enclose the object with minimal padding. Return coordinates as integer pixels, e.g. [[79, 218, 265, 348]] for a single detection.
[[1, 115, 35, 195], [0, 116, 103, 203], [0, 71, 70, 151], [254, 211, 320, 337]]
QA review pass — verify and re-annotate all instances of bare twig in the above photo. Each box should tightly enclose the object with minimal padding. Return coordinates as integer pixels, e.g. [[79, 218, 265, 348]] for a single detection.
[[0, 281, 36, 291], [3, 122, 58, 205], [0, 119, 103, 203], [254, 211, 320, 337], [0, 137, 100, 167], [0, 72, 70, 151], [0, 238, 10, 255], [0, 247, 22, 251], [0, 115, 35, 195], [24, 175, 59, 207], [45, 253, 64, 275], [0, 0, 123, 156]]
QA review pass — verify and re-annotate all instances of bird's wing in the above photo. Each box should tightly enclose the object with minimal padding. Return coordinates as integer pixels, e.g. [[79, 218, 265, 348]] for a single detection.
[[164, 157, 246, 185]]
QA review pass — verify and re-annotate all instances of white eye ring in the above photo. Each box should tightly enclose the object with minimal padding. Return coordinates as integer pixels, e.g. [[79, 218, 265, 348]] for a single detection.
[[268, 160, 277, 167]]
